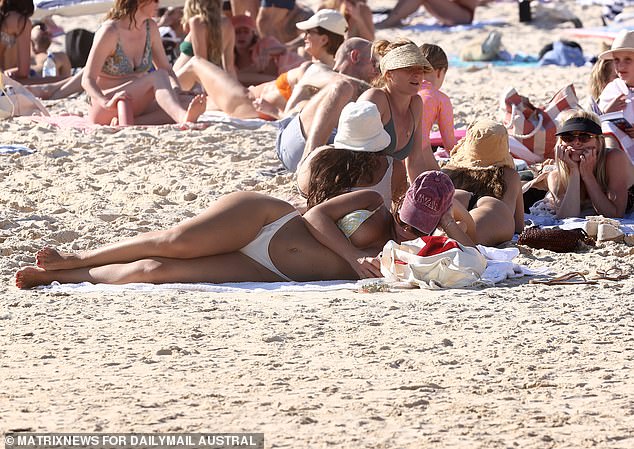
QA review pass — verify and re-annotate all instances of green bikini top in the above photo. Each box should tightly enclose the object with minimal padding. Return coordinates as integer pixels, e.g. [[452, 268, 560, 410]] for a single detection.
[[102, 20, 153, 76]]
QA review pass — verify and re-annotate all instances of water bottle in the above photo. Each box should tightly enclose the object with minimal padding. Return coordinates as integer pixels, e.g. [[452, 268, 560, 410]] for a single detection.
[[42, 52, 57, 77]]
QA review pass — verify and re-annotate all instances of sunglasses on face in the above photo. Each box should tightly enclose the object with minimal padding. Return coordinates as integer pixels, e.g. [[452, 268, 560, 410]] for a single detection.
[[559, 132, 595, 144]]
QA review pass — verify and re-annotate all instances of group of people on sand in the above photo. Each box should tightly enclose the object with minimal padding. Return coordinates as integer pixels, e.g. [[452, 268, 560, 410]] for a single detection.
[[11, 2, 634, 289]]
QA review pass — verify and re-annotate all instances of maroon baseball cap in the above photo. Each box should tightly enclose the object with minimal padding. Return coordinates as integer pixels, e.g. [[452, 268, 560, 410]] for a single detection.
[[398, 171, 454, 235]]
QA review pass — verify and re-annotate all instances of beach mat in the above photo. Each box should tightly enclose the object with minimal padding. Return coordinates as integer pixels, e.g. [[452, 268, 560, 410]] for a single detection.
[[32, 247, 541, 293]]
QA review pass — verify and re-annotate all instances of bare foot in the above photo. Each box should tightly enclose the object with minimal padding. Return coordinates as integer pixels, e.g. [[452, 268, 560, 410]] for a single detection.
[[36, 247, 81, 270], [182, 94, 206, 123], [15, 266, 52, 289]]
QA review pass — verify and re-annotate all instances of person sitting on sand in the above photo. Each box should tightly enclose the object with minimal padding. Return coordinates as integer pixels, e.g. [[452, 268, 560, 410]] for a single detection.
[[358, 39, 440, 183], [375, 0, 478, 29], [319, 0, 374, 40], [0, 0, 34, 82], [230, 14, 304, 86], [441, 119, 525, 246], [418, 43, 456, 155], [82, 0, 206, 125], [547, 110, 634, 219], [275, 37, 378, 170], [172, 0, 236, 77], [299, 100, 408, 208], [30, 21, 71, 79], [177, 36, 368, 121], [584, 57, 616, 115], [15, 171, 473, 289]]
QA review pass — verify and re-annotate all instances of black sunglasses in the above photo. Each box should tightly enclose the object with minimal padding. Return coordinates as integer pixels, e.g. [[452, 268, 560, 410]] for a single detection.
[[559, 132, 595, 144]]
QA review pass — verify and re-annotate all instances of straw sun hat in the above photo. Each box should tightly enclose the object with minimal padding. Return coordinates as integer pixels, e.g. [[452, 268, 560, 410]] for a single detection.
[[379, 42, 432, 75], [333, 101, 391, 152], [449, 119, 514, 169], [599, 29, 634, 60]]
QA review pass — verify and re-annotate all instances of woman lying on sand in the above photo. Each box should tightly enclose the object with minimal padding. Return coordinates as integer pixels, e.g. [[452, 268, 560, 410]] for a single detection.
[[82, 0, 206, 125], [547, 110, 634, 218], [15, 171, 473, 289], [441, 119, 524, 246]]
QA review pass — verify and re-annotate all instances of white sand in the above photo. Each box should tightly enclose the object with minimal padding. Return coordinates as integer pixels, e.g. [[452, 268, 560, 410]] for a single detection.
[[2, 1, 634, 447]]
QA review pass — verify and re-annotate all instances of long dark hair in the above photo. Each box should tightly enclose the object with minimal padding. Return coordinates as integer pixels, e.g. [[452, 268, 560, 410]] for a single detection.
[[306, 146, 382, 209], [0, 0, 34, 34]]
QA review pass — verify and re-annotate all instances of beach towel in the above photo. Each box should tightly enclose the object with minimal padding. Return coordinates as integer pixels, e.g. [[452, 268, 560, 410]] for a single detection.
[[32, 247, 542, 293]]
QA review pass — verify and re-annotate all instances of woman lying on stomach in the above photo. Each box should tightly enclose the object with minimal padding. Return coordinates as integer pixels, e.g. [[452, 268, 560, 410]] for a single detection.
[[547, 110, 634, 218], [441, 119, 525, 246], [15, 172, 473, 289]]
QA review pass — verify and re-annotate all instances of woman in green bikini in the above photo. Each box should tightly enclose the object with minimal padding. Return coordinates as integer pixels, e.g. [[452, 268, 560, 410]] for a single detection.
[[15, 171, 473, 289], [82, 0, 206, 125], [172, 0, 236, 76]]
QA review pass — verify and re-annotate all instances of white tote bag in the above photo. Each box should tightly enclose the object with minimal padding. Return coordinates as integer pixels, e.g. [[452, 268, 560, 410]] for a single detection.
[[380, 236, 487, 289], [0, 73, 49, 119]]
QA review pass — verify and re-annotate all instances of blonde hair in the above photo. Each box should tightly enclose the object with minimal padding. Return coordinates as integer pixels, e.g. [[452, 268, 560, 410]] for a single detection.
[[183, 0, 222, 66], [554, 109, 609, 198], [588, 58, 615, 100]]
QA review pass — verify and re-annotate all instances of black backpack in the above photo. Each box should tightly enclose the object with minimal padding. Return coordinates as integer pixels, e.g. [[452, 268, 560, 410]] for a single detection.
[[65, 28, 95, 68]]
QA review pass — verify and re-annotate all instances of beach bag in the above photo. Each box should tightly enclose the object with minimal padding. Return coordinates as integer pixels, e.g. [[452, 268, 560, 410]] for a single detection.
[[500, 84, 578, 161], [379, 236, 487, 289], [0, 74, 49, 119], [517, 227, 595, 253]]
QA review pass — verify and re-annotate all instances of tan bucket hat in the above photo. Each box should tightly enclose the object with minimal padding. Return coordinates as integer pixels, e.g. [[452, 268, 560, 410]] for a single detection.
[[599, 29, 634, 60], [449, 119, 515, 169]]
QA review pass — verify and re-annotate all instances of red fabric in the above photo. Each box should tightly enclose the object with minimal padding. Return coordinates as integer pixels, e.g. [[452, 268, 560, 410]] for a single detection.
[[416, 236, 461, 256], [430, 128, 466, 147]]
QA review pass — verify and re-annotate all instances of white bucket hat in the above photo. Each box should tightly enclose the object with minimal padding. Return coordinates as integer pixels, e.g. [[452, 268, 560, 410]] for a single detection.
[[599, 29, 634, 60], [296, 9, 347, 37], [333, 101, 391, 152]]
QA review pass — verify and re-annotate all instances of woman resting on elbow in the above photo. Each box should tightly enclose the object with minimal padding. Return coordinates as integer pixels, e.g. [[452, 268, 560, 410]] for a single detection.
[[15, 171, 471, 289], [547, 110, 634, 218], [0, 0, 33, 81], [172, 0, 235, 77], [82, 0, 206, 125], [442, 119, 525, 246]]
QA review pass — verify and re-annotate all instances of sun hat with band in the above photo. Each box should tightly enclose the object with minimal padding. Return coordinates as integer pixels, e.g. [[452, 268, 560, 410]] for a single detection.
[[379, 42, 432, 75], [556, 116, 603, 136], [295, 9, 347, 36], [599, 29, 634, 60], [399, 171, 455, 235], [333, 101, 391, 152], [449, 119, 515, 169]]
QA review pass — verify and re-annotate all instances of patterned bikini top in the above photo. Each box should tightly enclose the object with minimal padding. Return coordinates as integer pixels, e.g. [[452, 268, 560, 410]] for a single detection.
[[0, 31, 16, 48], [102, 20, 153, 76]]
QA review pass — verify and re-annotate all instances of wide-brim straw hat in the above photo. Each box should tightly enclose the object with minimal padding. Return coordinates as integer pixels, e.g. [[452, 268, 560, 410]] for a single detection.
[[334, 101, 391, 152], [599, 29, 634, 60], [449, 119, 514, 169]]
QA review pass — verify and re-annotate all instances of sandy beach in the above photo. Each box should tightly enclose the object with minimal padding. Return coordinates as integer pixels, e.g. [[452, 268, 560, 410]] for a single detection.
[[2, 1, 634, 447]]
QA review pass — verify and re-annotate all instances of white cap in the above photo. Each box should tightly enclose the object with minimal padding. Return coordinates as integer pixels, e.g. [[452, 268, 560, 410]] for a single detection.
[[296, 9, 347, 37]]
